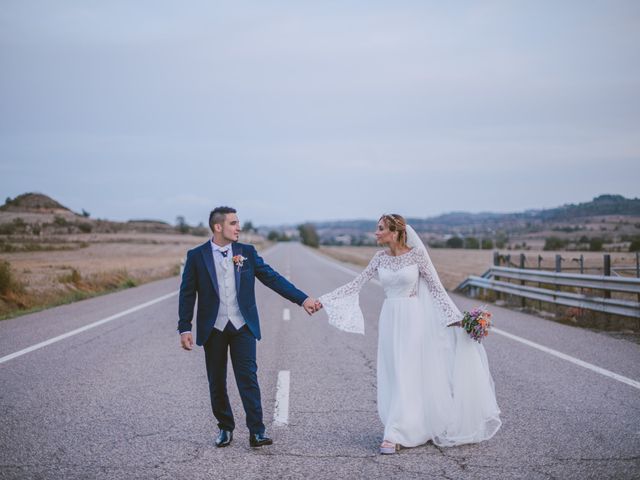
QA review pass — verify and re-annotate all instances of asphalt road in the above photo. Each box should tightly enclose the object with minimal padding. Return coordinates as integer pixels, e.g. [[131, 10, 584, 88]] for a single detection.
[[1, 242, 639, 480]]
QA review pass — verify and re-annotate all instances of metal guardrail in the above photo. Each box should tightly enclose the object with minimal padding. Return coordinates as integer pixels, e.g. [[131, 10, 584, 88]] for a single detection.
[[479, 266, 640, 293], [457, 267, 640, 318]]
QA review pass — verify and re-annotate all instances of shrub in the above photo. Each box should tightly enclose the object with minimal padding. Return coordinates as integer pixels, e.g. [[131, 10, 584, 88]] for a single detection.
[[0, 223, 16, 235], [464, 237, 479, 249], [268, 230, 280, 241], [543, 237, 567, 251], [481, 239, 494, 249], [0, 260, 24, 296], [54, 216, 68, 227], [59, 268, 82, 285], [629, 239, 640, 252], [121, 278, 137, 288], [446, 237, 464, 248], [77, 222, 92, 233], [589, 237, 604, 252]]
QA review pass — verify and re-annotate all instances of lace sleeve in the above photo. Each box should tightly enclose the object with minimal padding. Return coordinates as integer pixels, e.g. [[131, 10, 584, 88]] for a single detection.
[[318, 252, 381, 334], [414, 248, 463, 325]]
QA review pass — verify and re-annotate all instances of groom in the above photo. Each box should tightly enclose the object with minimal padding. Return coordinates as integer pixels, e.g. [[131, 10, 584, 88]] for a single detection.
[[178, 206, 320, 448]]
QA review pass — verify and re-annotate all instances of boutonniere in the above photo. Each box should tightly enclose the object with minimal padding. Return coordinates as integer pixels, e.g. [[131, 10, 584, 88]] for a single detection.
[[232, 255, 247, 272]]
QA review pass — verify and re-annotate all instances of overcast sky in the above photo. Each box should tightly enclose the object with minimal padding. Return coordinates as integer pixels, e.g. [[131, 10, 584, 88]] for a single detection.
[[1, 1, 638, 226]]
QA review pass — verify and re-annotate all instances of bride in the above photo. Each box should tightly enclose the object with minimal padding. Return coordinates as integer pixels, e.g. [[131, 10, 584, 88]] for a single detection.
[[318, 214, 501, 454]]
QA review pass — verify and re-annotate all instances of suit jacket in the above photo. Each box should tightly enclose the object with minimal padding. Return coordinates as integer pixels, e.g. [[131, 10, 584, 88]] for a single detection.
[[178, 241, 308, 345]]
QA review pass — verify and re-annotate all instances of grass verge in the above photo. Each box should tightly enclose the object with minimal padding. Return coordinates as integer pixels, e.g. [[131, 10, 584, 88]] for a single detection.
[[0, 261, 181, 321]]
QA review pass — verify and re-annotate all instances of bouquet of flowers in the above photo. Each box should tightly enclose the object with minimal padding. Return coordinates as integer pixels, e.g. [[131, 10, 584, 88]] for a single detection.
[[459, 306, 492, 342]]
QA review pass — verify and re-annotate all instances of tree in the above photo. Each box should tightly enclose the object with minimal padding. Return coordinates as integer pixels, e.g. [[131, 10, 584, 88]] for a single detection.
[[589, 237, 604, 252], [176, 216, 190, 234], [81, 209, 90, 218], [495, 232, 509, 249], [242, 221, 254, 233], [267, 230, 280, 241], [629, 239, 640, 252], [446, 237, 463, 249], [481, 239, 494, 249], [298, 223, 319, 248], [464, 237, 479, 249], [543, 237, 567, 251]]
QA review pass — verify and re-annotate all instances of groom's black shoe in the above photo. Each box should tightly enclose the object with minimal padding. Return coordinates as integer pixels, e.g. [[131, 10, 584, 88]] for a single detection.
[[249, 433, 273, 447], [215, 429, 233, 448]]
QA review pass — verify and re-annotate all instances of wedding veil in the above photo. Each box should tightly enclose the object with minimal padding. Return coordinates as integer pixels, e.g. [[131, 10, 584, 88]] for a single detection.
[[406, 225, 463, 327]]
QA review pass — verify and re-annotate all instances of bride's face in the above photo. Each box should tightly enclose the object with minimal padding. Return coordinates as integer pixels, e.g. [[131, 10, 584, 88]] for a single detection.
[[375, 219, 395, 246]]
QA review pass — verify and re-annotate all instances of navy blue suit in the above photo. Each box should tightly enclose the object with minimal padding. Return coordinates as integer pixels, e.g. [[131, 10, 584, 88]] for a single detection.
[[178, 241, 308, 434]]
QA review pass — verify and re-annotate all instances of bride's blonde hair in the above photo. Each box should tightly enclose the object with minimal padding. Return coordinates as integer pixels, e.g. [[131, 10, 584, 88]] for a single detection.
[[379, 213, 408, 248]]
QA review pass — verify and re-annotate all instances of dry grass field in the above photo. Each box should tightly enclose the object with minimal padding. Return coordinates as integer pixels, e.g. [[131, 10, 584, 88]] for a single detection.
[[0, 231, 267, 319], [319, 246, 639, 290]]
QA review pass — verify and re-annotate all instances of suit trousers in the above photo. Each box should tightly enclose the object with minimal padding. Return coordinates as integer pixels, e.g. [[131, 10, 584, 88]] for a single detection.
[[203, 322, 265, 435]]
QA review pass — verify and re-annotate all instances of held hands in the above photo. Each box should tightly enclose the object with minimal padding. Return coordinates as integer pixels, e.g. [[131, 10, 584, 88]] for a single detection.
[[302, 297, 323, 316]]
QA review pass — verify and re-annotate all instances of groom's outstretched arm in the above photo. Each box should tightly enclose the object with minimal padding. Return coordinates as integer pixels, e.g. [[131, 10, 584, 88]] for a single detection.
[[250, 245, 318, 313]]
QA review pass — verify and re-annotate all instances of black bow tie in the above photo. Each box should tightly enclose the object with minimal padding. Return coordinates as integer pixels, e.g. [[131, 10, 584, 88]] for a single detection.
[[220, 249, 229, 258]]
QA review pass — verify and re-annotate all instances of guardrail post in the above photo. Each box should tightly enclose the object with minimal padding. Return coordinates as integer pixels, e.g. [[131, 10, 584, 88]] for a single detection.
[[579, 254, 584, 274], [537, 255, 543, 269], [493, 253, 502, 301], [520, 254, 526, 307], [604, 254, 611, 299], [637, 252, 640, 303], [555, 255, 562, 272]]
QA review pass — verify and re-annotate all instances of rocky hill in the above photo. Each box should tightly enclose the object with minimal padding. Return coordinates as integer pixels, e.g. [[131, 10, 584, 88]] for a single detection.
[[1, 193, 73, 214], [0, 193, 178, 235]]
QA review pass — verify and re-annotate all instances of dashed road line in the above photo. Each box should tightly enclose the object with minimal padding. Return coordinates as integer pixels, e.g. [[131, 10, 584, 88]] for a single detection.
[[274, 370, 291, 426]]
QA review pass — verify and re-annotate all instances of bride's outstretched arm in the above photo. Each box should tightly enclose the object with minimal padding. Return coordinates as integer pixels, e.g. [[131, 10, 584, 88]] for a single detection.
[[414, 249, 463, 325], [318, 251, 382, 334]]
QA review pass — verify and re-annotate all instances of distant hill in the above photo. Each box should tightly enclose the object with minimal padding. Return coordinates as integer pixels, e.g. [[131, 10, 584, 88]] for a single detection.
[[0, 193, 180, 235], [312, 195, 640, 233], [1, 193, 73, 213], [539, 194, 640, 219], [293, 194, 640, 249]]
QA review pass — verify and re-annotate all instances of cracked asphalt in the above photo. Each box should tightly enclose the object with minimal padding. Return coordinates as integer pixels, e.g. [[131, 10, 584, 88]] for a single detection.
[[1, 243, 639, 479]]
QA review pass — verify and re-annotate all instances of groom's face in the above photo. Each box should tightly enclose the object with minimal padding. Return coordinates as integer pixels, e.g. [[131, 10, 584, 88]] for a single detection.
[[216, 213, 241, 243]]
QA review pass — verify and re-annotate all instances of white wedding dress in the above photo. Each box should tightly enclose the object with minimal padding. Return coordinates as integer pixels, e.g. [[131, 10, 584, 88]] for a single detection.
[[319, 227, 501, 448]]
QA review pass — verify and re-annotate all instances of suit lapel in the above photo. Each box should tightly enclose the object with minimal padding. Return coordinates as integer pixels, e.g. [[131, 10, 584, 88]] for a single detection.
[[200, 241, 220, 297], [232, 242, 242, 294]]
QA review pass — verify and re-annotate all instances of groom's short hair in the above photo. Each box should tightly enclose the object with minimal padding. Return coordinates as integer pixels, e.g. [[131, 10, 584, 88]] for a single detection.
[[209, 206, 237, 231]]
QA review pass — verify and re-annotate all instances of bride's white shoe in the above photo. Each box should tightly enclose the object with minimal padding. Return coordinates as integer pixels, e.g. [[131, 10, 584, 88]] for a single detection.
[[379, 440, 400, 454]]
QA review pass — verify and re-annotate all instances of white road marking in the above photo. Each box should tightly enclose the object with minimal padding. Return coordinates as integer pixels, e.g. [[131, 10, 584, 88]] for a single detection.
[[309, 248, 640, 391], [282, 308, 291, 321], [274, 370, 291, 426], [492, 328, 640, 390], [0, 291, 179, 364]]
